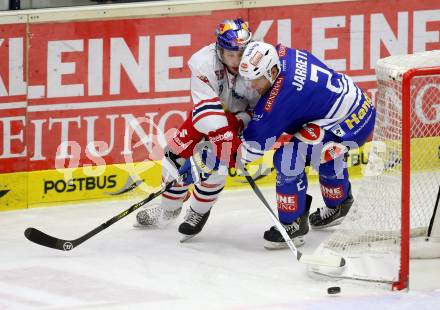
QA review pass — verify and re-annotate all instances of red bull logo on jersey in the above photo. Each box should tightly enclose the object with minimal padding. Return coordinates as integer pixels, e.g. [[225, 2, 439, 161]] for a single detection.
[[344, 94, 373, 129], [277, 193, 298, 212], [264, 76, 284, 112], [197, 75, 210, 85]]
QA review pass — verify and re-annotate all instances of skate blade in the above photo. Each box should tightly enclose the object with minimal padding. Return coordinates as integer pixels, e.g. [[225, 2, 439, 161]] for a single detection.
[[310, 217, 345, 230], [132, 222, 159, 229], [133, 216, 178, 229], [133, 221, 176, 229], [264, 237, 304, 250], [180, 234, 196, 243]]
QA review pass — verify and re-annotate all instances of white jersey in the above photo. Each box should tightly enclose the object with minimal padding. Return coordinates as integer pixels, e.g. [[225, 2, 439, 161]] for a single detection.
[[188, 43, 259, 135]]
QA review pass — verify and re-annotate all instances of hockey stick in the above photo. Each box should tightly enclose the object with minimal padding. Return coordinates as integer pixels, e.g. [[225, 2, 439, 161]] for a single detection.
[[237, 161, 346, 268], [24, 181, 176, 251], [428, 185, 440, 237], [234, 166, 275, 183], [105, 176, 143, 196]]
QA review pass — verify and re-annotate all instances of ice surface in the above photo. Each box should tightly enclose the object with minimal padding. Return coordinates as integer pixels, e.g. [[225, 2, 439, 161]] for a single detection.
[[1, 182, 440, 309]]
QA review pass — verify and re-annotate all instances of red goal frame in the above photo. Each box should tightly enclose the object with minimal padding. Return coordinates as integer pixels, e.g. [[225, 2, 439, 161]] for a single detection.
[[396, 67, 440, 290]]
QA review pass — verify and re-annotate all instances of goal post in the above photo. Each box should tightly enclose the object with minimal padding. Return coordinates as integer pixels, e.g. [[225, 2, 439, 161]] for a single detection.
[[310, 50, 440, 290], [399, 65, 440, 290]]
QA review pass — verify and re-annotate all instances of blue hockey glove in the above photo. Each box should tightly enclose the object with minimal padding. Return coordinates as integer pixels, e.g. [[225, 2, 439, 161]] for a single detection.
[[178, 143, 222, 185]]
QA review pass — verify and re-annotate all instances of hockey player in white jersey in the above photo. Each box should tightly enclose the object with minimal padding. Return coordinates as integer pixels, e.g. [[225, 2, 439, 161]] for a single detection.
[[135, 19, 258, 240]]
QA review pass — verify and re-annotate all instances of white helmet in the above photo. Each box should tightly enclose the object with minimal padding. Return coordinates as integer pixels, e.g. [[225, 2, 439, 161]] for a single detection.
[[239, 41, 280, 85]]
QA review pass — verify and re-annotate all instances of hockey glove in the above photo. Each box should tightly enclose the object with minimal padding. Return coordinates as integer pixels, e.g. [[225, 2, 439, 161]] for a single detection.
[[207, 125, 242, 168], [178, 143, 224, 185], [167, 114, 205, 159], [225, 111, 245, 134]]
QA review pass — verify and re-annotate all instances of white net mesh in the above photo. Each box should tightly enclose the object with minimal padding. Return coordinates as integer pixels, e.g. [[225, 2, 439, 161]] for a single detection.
[[311, 51, 440, 285]]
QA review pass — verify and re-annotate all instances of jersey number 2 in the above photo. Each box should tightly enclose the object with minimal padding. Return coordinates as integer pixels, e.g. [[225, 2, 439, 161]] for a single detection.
[[310, 64, 343, 94]]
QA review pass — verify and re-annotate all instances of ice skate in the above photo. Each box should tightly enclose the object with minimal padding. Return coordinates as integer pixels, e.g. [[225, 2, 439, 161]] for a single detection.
[[263, 211, 310, 249], [179, 207, 211, 242], [133, 203, 182, 229], [309, 187, 353, 229]]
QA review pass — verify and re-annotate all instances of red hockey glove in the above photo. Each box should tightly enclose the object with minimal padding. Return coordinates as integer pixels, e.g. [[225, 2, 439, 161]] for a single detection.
[[207, 125, 242, 168], [224, 111, 246, 133], [167, 115, 205, 159]]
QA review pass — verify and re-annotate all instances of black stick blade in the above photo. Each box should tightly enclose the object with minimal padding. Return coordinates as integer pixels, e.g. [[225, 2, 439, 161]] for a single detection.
[[24, 227, 75, 251]]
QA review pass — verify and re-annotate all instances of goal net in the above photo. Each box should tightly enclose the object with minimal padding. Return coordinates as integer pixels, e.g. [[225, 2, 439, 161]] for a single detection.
[[310, 50, 440, 290]]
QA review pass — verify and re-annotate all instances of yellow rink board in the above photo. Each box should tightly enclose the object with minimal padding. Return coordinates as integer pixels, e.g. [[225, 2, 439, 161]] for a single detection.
[[0, 172, 28, 211]]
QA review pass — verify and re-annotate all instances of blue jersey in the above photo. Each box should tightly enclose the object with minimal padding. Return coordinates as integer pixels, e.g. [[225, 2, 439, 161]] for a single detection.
[[240, 44, 365, 163]]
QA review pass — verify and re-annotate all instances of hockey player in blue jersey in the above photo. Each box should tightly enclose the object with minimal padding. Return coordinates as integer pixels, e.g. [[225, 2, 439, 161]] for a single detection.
[[229, 41, 377, 248]]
